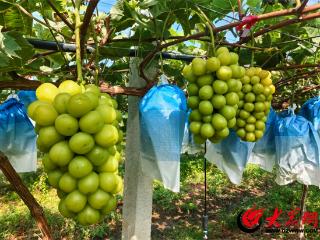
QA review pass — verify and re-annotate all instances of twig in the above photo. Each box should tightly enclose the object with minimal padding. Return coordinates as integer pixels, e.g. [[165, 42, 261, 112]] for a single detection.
[[8, 72, 32, 82], [237, 0, 243, 20], [296, 0, 302, 7], [275, 69, 320, 88], [46, 0, 74, 30], [273, 85, 320, 109], [0, 152, 53, 240], [102, 36, 277, 51], [258, 3, 320, 20], [139, 3, 320, 82], [42, 16, 68, 65], [220, 41, 277, 51], [239, 11, 320, 44], [100, 82, 149, 96], [80, 0, 100, 57], [27, 50, 59, 65], [100, 15, 113, 45], [268, 63, 320, 70], [32, 50, 58, 59], [0, 79, 148, 96], [297, 0, 309, 14]]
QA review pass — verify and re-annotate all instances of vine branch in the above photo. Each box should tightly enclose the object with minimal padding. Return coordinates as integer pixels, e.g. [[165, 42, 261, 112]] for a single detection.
[[268, 63, 320, 71], [46, 0, 74, 30], [239, 11, 320, 44], [138, 3, 320, 82], [100, 82, 149, 96], [100, 15, 113, 45], [237, 0, 243, 20], [0, 152, 53, 240], [275, 69, 320, 88], [80, 0, 100, 57], [297, 0, 309, 14], [0, 80, 147, 96]]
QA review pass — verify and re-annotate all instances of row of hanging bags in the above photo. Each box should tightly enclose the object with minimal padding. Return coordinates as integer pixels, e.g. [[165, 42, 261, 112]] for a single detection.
[[0, 98, 37, 173], [205, 104, 320, 186]]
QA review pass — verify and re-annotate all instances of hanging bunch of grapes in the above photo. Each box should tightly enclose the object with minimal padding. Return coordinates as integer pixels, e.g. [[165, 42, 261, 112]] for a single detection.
[[183, 47, 276, 143], [28, 80, 123, 225], [235, 67, 275, 142], [183, 47, 244, 144]]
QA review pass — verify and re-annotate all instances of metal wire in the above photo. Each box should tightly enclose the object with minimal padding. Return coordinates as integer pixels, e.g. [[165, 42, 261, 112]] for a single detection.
[[203, 142, 208, 240]]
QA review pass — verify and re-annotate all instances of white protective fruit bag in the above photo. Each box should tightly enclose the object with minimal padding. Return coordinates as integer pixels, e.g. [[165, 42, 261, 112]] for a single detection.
[[205, 130, 255, 184], [274, 109, 320, 186], [139, 76, 187, 192], [0, 98, 37, 172]]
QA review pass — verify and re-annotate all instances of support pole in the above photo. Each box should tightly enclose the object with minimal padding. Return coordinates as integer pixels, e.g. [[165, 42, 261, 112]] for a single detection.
[[122, 58, 157, 240], [298, 184, 308, 240], [0, 151, 52, 240]]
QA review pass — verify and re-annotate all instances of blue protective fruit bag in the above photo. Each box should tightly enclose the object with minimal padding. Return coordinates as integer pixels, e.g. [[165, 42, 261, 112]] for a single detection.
[[248, 108, 277, 171], [205, 130, 255, 185], [17, 90, 37, 109], [0, 98, 37, 172], [274, 109, 320, 186], [299, 96, 320, 135], [139, 84, 187, 192]]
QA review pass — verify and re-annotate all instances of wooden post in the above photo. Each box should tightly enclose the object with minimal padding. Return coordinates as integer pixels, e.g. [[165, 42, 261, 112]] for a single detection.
[[0, 151, 53, 240], [121, 58, 156, 240]]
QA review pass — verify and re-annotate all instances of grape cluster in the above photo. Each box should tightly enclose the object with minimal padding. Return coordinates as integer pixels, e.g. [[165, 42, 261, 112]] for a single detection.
[[28, 81, 123, 225], [183, 47, 245, 144], [235, 67, 275, 142]]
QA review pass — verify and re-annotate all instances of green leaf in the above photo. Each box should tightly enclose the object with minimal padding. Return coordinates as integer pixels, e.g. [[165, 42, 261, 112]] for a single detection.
[[247, 0, 261, 8], [0, 1, 13, 11], [139, 0, 158, 9], [0, 31, 34, 72], [110, 0, 126, 21], [0, 1, 32, 34], [209, 0, 238, 15]]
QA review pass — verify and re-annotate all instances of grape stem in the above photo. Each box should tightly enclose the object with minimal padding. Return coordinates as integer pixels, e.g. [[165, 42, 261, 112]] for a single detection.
[[75, 0, 84, 84], [250, 32, 255, 67], [196, 6, 216, 56]]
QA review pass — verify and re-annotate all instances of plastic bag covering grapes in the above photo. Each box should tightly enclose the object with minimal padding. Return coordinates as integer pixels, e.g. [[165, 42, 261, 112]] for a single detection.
[[299, 96, 320, 136], [274, 109, 320, 186], [181, 109, 204, 154], [0, 98, 37, 172], [205, 130, 255, 184], [181, 109, 190, 154], [139, 82, 187, 192], [248, 108, 277, 172], [17, 90, 37, 109]]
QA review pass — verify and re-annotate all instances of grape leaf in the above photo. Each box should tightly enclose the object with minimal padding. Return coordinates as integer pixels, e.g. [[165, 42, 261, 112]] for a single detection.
[[0, 31, 34, 72]]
